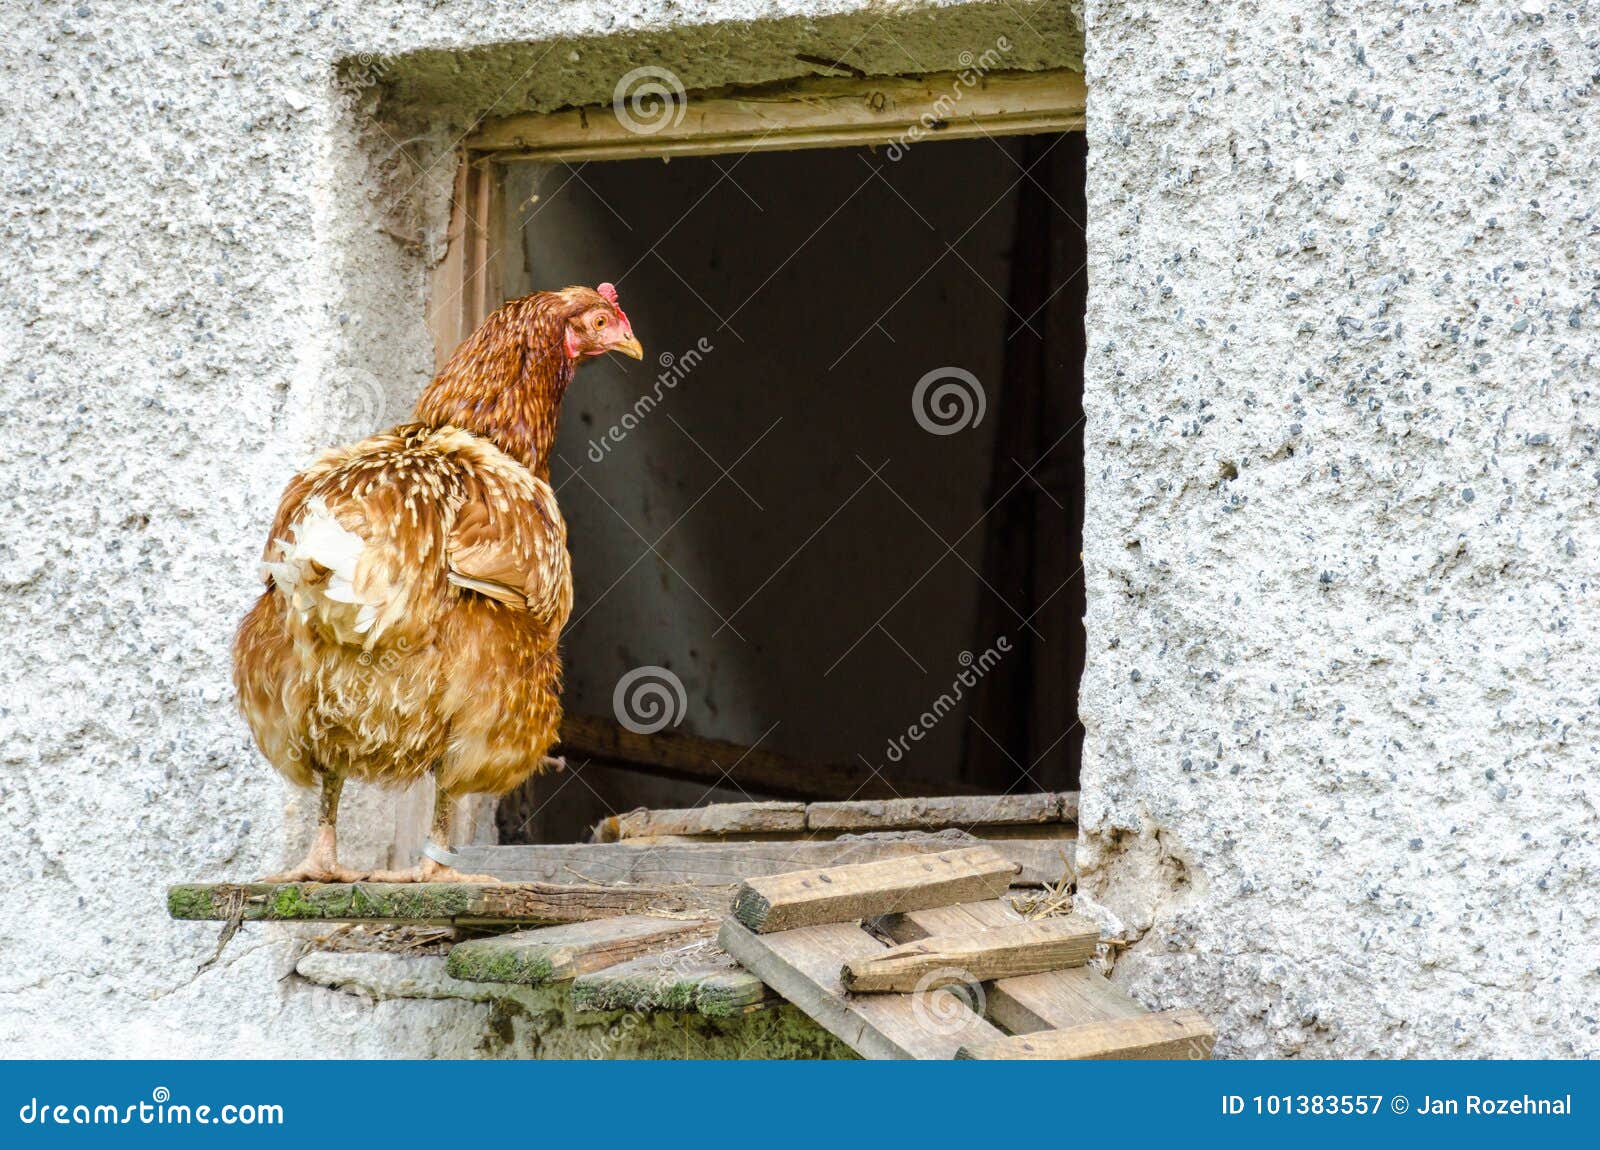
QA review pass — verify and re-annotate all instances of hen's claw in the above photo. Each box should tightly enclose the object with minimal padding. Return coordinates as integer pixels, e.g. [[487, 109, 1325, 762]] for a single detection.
[[367, 858, 501, 884], [258, 861, 369, 884]]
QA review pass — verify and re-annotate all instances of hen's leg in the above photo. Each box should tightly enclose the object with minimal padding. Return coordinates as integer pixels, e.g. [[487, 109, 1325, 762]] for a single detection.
[[369, 775, 500, 884], [259, 772, 368, 883]]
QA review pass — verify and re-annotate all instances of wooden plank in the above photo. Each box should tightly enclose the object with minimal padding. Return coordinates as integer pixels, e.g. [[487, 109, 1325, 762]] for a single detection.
[[598, 801, 807, 842], [731, 846, 1018, 933], [424, 155, 471, 368], [841, 916, 1099, 992], [956, 1009, 1216, 1061], [446, 916, 716, 985], [468, 69, 1087, 162], [571, 951, 775, 1017], [455, 835, 1063, 889], [718, 918, 1003, 1060], [806, 793, 1075, 832], [167, 881, 729, 926], [555, 715, 982, 800], [878, 900, 1146, 1033], [608, 823, 1077, 845]]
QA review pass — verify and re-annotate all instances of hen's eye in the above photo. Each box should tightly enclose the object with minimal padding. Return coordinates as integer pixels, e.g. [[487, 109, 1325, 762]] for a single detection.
[[594, 315, 608, 329]]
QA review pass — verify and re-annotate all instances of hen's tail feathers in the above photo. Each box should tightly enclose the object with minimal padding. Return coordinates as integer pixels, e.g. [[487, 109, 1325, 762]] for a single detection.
[[264, 496, 384, 646]]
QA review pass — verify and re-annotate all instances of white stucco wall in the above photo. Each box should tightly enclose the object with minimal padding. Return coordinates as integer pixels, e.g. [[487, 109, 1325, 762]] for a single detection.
[[3, 0, 1594, 1059], [1074, 0, 1600, 1057]]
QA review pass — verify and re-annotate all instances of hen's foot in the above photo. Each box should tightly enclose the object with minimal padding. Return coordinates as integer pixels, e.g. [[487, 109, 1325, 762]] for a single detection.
[[257, 861, 369, 884], [367, 858, 501, 884]]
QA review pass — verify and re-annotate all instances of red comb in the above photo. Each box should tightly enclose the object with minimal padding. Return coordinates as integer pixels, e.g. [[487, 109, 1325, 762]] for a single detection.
[[596, 281, 630, 328]]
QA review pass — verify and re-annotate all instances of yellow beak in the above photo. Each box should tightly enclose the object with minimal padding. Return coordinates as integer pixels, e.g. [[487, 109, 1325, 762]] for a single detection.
[[612, 334, 644, 360]]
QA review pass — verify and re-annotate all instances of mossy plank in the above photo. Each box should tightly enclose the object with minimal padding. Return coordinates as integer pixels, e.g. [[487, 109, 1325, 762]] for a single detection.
[[571, 951, 774, 1017], [167, 881, 730, 925], [445, 916, 716, 985]]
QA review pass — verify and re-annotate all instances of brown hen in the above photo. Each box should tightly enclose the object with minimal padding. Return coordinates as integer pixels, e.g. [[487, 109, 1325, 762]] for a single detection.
[[234, 284, 642, 882]]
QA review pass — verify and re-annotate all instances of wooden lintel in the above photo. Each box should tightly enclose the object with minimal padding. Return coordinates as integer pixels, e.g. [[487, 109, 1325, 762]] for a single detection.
[[467, 69, 1087, 163]]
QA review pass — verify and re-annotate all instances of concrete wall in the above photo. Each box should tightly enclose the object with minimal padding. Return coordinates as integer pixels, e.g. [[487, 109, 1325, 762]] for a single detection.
[[3, 0, 1595, 1060], [1074, 0, 1600, 1057]]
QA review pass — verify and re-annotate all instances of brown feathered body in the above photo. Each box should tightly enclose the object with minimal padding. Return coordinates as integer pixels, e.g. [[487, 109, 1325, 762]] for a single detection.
[[233, 289, 628, 804]]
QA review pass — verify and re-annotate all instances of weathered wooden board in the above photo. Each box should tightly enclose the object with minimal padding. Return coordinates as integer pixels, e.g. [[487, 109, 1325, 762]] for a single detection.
[[469, 69, 1088, 163], [446, 916, 717, 985], [877, 900, 1146, 1033], [455, 836, 1064, 889], [167, 881, 728, 926], [718, 918, 1003, 1060], [611, 825, 1075, 844], [841, 916, 1099, 992], [598, 802, 807, 842], [956, 1009, 1216, 1060], [806, 793, 1076, 832], [731, 846, 1018, 933], [571, 951, 775, 1017], [554, 714, 979, 801]]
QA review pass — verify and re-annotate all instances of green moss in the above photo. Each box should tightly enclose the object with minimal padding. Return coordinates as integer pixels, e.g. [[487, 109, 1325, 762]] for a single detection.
[[166, 882, 491, 924], [447, 940, 557, 986], [167, 886, 221, 920], [270, 885, 319, 918]]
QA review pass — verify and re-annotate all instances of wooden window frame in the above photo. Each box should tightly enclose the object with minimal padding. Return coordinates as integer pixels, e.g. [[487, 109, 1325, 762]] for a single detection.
[[426, 67, 1085, 363], [405, 66, 1086, 860]]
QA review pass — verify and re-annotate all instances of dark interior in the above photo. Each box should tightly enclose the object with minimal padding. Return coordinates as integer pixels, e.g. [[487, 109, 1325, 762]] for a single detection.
[[495, 132, 1087, 843]]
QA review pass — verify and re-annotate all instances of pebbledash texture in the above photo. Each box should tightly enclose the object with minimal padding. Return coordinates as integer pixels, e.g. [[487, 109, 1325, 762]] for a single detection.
[[0, 0, 1595, 1059]]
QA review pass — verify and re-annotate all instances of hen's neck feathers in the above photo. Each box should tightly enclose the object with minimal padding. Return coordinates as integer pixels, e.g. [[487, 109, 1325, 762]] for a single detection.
[[413, 293, 575, 481]]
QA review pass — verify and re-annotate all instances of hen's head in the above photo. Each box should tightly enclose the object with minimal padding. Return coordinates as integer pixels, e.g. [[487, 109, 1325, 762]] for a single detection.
[[553, 282, 643, 362]]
